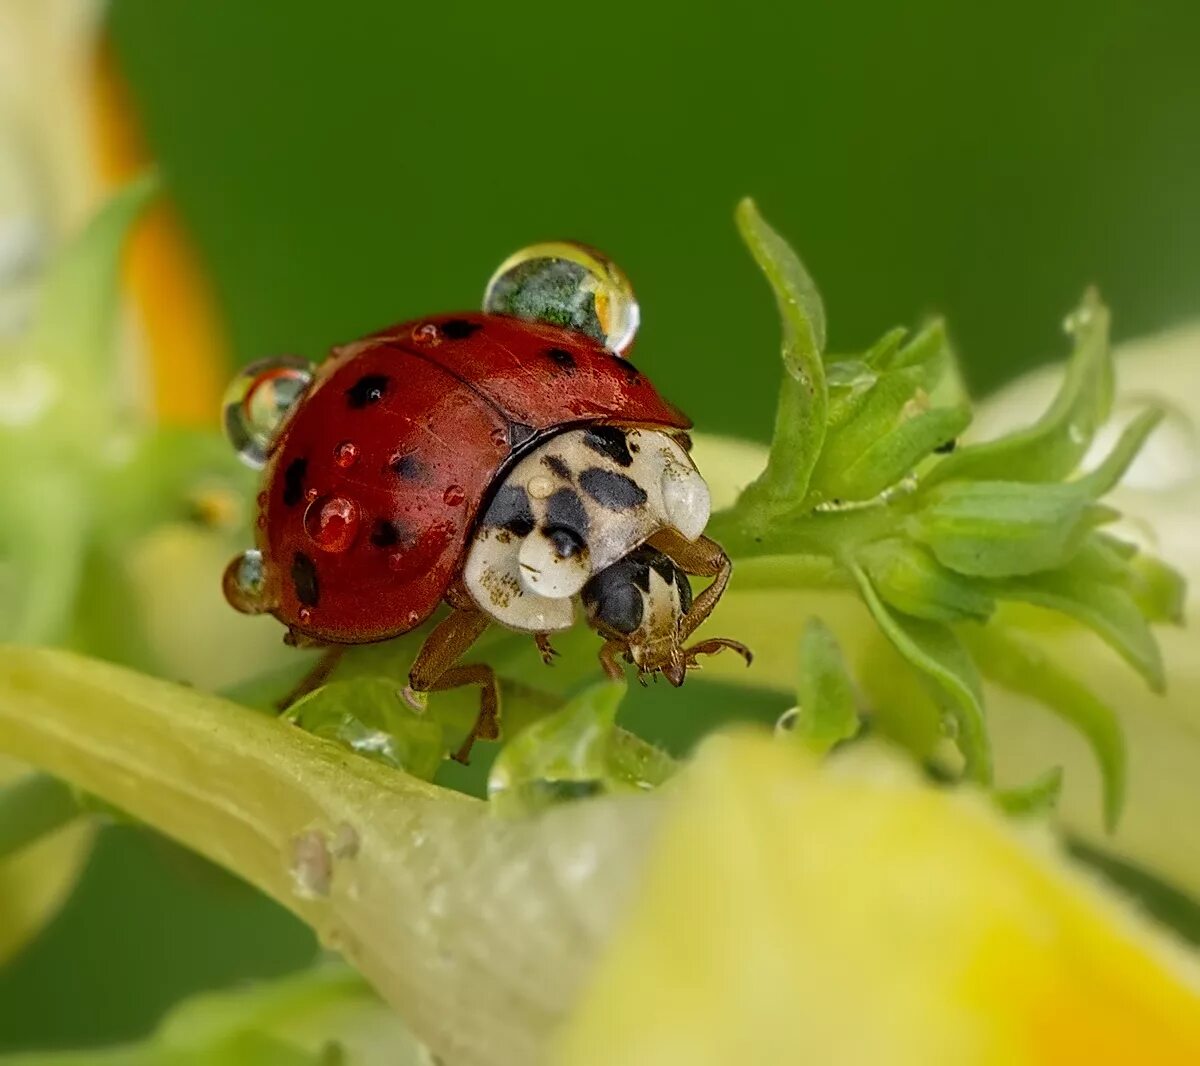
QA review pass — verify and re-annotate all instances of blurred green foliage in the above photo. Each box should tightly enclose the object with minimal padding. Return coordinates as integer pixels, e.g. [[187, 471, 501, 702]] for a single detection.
[[4, 0, 1200, 1052]]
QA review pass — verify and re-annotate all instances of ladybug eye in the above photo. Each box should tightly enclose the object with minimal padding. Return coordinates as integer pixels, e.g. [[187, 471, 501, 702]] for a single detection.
[[483, 240, 640, 356], [222, 357, 314, 468]]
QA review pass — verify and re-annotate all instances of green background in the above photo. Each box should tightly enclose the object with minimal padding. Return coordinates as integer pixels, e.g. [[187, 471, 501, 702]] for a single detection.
[[4, 0, 1200, 1049]]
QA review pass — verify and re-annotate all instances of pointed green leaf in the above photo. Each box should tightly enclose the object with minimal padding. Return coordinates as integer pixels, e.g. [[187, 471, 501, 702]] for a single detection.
[[994, 766, 1064, 819], [856, 539, 994, 623], [852, 565, 991, 782], [786, 619, 859, 755], [733, 198, 828, 502], [964, 626, 1126, 830], [925, 288, 1113, 487]]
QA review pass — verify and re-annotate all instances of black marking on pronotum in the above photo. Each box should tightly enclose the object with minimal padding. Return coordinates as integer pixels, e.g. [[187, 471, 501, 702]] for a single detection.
[[508, 421, 535, 448], [542, 454, 572, 479], [545, 347, 577, 371], [346, 374, 390, 408], [583, 425, 633, 467], [282, 457, 308, 506], [441, 318, 483, 339], [545, 488, 589, 538], [483, 485, 535, 537], [390, 452, 427, 480], [292, 552, 320, 607], [579, 467, 647, 510], [369, 519, 409, 548]]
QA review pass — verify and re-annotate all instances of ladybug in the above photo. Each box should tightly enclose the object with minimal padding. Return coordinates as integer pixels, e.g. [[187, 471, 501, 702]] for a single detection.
[[223, 242, 749, 761]]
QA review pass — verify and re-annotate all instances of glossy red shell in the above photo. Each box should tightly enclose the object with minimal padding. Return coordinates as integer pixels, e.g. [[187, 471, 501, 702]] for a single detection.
[[256, 312, 690, 644]]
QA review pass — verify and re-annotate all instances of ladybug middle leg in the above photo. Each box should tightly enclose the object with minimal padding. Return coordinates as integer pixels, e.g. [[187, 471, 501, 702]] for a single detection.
[[646, 529, 753, 669], [405, 603, 498, 765]]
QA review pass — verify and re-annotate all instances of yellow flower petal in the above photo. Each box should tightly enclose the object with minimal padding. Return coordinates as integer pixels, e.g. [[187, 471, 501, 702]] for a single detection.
[[556, 734, 1200, 1066]]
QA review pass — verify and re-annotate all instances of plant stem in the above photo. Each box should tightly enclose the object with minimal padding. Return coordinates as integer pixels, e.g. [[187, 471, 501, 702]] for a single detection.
[[0, 772, 81, 860]]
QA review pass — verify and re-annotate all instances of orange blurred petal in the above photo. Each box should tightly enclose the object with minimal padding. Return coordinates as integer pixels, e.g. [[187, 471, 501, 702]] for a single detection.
[[89, 30, 228, 427]]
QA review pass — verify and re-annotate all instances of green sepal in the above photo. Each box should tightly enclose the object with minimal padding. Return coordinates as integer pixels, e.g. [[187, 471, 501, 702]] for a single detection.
[[856, 539, 994, 623], [786, 619, 860, 755], [852, 565, 991, 783], [924, 288, 1113, 487], [487, 682, 675, 817], [964, 625, 1126, 830], [733, 198, 828, 505], [993, 766, 1064, 819], [285, 678, 446, 781]]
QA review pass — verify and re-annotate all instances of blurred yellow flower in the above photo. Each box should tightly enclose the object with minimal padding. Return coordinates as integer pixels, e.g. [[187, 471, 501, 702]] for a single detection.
[[557, 733, 1200, 1066]]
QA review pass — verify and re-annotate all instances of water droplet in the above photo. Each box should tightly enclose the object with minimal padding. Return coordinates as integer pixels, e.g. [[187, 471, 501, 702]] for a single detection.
[[289, 829, 332, 899], [774, 707, 799, 736], [490, 426, 509, 447], [411, 322, 440, 345], [443, 484, 466, 506], [305, 486, 319, 503], [222, 550, 276, 614], [333, 440, 359, 468], [527, 475, 554, 499], [483, 240, 640, 355], [222, 357, 313, 468], [304, 495, 362, 552], [298, 606, 314, 625], [330, 822, 360, 859]]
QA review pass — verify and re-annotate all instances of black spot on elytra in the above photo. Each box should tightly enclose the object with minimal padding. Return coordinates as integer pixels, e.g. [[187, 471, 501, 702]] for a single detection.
[[543, 454, 572, 479], [545, 488, 589, 538], [583, 425, 633, 467], [508, 422, 535, 448], [609, 351, 641, 383], [369, 519, 410, 548], [282, 458, 308, 506], [483, 485, 535, 537], [934, 438, 958, 454], [579, 468, 647, 511], [390, 452, 427, 480], [346, 374, 389, 408], [292, 552, 319, 607], [545, 347, 577, 372], [441, 318, 483, 339]]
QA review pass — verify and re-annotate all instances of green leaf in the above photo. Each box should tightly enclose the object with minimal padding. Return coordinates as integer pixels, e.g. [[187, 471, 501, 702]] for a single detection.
[[285, 678, 446, 781], [907, 479, 1113, 578], [964, 626, 1126, 830], [988, 559, 1165, 693], [786, 620, 859, 755], [733, 197, 828, 503], [1125, 552, 1186, 625], [856, 539, 994, 623], [994, 766, 1064, 818], [487, 681, 675, 816], [27, 174, 160, 434], [851, 565, 991, 783], [925, 288, 1113, 487]]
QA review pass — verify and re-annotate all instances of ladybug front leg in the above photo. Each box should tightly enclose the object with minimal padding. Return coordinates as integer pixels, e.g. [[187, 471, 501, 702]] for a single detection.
[[405, 608, 498, 765], [278, 646, 347, 710]]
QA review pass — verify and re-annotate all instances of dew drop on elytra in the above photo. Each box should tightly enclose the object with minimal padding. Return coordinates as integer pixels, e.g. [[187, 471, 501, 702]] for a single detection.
[[304, 495, 362, 553], [222, 357, 314, 468], [333, 440, 359, 468], [223, 549, 276, 615], [482, 241, 640, 355]]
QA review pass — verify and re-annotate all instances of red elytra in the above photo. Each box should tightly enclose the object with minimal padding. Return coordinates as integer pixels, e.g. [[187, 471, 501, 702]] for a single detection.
[[257, 311, 690, 644]]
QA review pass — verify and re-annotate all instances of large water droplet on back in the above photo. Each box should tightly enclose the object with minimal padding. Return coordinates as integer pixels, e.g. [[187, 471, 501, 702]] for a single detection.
[[483, 241, 640, 355], [222, 549, 276, 614], [222, 357, 314, 468]]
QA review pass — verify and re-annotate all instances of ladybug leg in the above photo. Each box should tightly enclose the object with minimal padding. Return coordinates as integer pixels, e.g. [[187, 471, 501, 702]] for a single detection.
[[598, 638, 627, 681], [645, 531, 732, 640], [534, 632, 560, 665], [278, 646, 347, 710], [405, 608, 498, 765]]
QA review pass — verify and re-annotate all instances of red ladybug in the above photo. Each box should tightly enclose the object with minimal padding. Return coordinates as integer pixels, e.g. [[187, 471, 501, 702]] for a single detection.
[[223, 243, 749, 761]]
